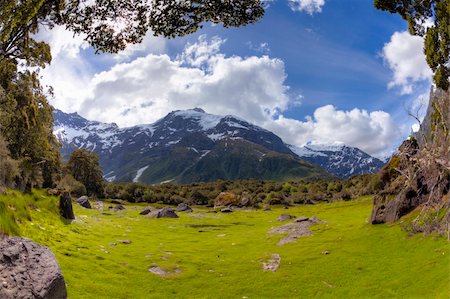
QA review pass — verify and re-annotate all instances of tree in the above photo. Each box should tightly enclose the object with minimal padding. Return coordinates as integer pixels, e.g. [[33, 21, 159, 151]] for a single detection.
[[1, 0, 265, 61], [66, 149, 104, 196], [374, 0, 450, 90]]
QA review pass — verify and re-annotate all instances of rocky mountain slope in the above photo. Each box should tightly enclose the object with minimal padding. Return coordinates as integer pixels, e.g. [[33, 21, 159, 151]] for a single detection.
[[54, 108, 384, 183]]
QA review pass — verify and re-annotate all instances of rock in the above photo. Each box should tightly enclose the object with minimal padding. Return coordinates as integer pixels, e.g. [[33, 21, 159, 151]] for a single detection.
[[139, 206, 153, 215], [220, 207, 233, 213], [112, 204, 125, 211], [263, 207, 272, 211], [110, 199, 122, 205], [277, 214, 296, 222], [76, 196, 91, 209], [176, 203, 193, 213], [262, 254, 281, 272], [0, 237, 67, 299], [119, 240, 132, 244], [59, 192, 74, 220], [214, 192, 240, 208], [156, 208, 179, 218], [148, 266, 181, 277], [322, 250, 330, 255]]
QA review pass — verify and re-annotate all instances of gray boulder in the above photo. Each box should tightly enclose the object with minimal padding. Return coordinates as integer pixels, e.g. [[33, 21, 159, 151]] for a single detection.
[[156, 208, 179, 218], [0, 237, 67, 299], [176, 203, 193, 213], [76, 196, 91, 209], [139, 206, 153, 215], [220, 207, 233, 213]]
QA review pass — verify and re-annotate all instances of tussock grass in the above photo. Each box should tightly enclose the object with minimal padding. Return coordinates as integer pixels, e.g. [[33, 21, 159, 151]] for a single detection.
[[1, 192, 448, 298]]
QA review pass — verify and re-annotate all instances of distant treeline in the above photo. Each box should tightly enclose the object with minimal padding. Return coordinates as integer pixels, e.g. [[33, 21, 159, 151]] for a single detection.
[[99, 174, 384, 206]]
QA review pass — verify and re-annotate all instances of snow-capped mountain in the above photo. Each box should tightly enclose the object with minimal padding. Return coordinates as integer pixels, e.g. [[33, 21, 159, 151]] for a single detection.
[[54, 108, 384, 183], [53, 108, 327, 183], [289, 142, 385, 178]]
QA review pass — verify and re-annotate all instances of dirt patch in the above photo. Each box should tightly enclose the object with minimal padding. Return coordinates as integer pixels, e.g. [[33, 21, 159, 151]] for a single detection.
[[262, 254, 281, 272], [268, 217, 324, 245]]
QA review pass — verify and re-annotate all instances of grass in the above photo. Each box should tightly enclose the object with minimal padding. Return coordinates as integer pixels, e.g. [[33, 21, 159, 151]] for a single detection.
[[0, 191, 449, 298]]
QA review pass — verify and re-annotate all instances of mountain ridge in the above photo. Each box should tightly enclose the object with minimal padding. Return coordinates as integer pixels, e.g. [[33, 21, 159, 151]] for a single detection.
[[53, 108, 384, 182]]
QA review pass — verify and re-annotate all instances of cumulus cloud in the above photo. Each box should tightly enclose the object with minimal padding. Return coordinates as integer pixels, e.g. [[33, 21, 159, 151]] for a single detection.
[[382, 31, 432, 95], [39, 34, 400, 157], [79, 36, 289, 127], [265, 105, 401, 157], [288, 0, 325, 14]]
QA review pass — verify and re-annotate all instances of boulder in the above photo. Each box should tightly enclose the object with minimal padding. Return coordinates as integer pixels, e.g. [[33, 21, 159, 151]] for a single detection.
[[76, 196, 91, 209], [220, 207, 233, 213], [139, 206, 153, 215], [0, 237, 67, 299], [214, 192, 240, 208], [112, 204, 125, 211], [176, 203, 193, 213], [110, 199, 122, 205], [277, 214, 296, 222], [59, 192, 74, 220], [157, 208, 179, 218]]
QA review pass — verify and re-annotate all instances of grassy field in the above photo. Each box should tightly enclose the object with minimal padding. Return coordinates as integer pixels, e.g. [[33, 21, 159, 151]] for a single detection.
[[1, 190, 449, 298]]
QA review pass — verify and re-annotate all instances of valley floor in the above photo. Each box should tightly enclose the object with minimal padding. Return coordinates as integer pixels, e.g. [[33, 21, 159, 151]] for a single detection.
[[3, 193, 449, 298]]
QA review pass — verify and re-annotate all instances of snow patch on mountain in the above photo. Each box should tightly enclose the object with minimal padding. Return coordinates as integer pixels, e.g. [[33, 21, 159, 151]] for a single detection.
[[133, 166, 149, 183]]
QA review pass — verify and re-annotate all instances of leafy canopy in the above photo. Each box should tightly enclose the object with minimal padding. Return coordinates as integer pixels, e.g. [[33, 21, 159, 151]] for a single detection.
[[374, 0, 450, 90], [1, 0, 265, 63]]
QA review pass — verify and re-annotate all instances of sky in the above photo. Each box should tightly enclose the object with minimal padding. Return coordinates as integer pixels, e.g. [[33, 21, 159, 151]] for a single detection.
[[36, 0, 434, 159]]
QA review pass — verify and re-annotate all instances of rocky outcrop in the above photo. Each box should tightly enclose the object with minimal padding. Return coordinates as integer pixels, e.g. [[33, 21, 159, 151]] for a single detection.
[[0, 237, 67, 299], [147, 208, 179, 219], [59, 192, 74, 220], [176, 203, 192, 212], [371, 89, 449, 234]]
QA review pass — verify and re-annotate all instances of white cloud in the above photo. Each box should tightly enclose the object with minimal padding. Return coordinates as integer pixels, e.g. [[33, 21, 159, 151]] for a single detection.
[[289, 0, 325, 14], [382, 31, 432, 95], [79, 36, 289, 127], [265, 105, 401, 157], [39, 34, 400, 157]]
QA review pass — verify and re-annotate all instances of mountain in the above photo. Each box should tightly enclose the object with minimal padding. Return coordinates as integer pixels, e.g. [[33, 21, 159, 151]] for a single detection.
[[53, 108, 328, 183], [289, 142, 385, 178]]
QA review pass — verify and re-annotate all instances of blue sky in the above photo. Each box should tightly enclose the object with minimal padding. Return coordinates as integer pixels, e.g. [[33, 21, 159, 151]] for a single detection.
[[38, 0, 433, 158]]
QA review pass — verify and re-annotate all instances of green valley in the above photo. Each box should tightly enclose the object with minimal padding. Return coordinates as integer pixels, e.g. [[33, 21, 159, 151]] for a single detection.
[[1, 191, 448, 298]]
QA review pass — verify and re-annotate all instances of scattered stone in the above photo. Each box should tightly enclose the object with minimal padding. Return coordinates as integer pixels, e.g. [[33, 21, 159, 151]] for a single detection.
[[147, 208, 179, 218], [76, 196, 92, 209], [269, 217, 324, 245], [109, 243, 117, 247], [263, 207, 272, 212], [113, 204, 125, 211], [93, 200, 104, 211], [262, 254, 281, 272], [0, 237, 67, 299], [284, 206, 289, 210], [119, 240, 132, 244], [157, 208, 179, 218], [322, 250, 330, 255], [59, 192, 75, 220], [176, 203, 193, 213], [139, 206, 153, 215], [277, 214, 296, 222], [221, 207, 233, 213]]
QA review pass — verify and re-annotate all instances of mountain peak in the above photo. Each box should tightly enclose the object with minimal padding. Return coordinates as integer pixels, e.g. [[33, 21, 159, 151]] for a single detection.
[[193, 107, 205, 113]]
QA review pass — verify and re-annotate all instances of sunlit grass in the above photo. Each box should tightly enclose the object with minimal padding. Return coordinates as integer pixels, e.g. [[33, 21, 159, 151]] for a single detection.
[[1, 191, 448, 298]]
